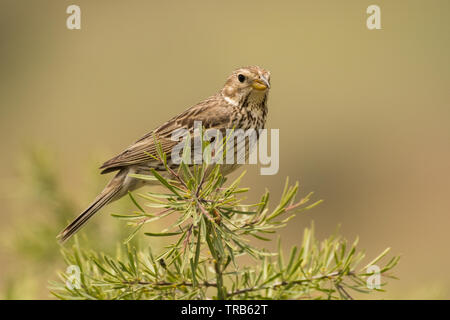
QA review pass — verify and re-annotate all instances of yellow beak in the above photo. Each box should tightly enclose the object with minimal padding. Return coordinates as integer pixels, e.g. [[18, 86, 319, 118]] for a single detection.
[[252, 78, 270, 91]]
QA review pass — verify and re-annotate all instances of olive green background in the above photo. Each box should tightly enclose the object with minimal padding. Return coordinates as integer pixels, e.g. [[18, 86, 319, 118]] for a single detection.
[[1, 0, 449, 299]]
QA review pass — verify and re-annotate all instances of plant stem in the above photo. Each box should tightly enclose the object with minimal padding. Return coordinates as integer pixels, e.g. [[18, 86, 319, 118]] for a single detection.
[[214, 260, 225, 299], [204, 218, 226, 299]]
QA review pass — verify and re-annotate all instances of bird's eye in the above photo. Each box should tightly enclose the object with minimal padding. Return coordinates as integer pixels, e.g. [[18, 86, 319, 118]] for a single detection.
[[238, 74, 246, 83]]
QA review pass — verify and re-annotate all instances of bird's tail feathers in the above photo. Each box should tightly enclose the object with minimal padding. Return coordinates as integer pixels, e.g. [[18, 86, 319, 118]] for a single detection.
[[57, 183, 122, 244]]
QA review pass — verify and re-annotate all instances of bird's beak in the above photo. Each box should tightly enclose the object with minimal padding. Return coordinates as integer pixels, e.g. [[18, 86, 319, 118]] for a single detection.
[[252, 76, 270, 91]]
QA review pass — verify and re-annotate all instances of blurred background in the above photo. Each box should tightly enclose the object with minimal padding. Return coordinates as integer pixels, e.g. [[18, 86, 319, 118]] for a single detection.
[[1, 0, 449, 299]]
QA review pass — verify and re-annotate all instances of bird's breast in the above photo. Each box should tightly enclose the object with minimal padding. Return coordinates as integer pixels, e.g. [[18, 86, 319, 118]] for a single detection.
[[232, 100, 268, 132]]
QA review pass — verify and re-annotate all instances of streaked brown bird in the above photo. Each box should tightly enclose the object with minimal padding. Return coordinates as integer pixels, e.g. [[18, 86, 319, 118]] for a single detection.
[[57, 66, 271, 243]]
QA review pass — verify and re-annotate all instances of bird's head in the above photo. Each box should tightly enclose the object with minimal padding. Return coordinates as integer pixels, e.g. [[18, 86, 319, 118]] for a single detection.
[[221, 66, 271, 107]]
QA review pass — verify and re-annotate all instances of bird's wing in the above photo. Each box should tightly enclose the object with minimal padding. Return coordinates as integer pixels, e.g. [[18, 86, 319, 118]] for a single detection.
[[99, 137, 178, 174], [99, 94, 232, 174]]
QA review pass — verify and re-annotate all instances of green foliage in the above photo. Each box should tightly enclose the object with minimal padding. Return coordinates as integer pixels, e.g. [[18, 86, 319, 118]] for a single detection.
[[50, 140, 399, 300], [0, 147, 134, 299]]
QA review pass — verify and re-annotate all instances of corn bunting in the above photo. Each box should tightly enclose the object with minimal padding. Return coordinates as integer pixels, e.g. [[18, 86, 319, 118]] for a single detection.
[[58, 66, 271, 243]]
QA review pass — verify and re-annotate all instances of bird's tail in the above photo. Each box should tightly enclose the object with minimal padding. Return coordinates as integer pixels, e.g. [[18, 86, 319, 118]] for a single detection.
[[57, 173, 124, 244]]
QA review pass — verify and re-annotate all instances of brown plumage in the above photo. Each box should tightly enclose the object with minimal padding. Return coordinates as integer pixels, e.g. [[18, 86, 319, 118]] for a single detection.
[[57, 66, 271, 243]]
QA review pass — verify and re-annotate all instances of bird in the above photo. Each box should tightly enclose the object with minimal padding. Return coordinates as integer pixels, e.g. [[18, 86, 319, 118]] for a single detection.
[[57, 66, 271, 243]]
